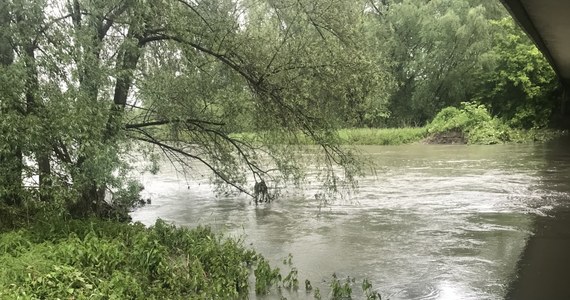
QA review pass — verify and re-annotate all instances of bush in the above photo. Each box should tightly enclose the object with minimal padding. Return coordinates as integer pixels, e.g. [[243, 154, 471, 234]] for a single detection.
[[0, 219, 261, 299], [0, 218, 386, 299], [427, 102, 512, 144]]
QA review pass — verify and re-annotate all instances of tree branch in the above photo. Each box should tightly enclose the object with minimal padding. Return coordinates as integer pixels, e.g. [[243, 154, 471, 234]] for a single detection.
[[128, 129, 254, 197], [125, 118, 225, 129], [176, 0, 215, 33], [100, 0, 129, 38]]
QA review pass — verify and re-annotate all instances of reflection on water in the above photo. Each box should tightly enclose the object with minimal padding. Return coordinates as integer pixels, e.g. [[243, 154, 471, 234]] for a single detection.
[[506, 138, 570, 300], [131, 143, 569, 299]]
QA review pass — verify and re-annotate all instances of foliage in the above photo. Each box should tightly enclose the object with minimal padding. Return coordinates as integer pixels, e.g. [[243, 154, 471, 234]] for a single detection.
[[0, 219, 262, 299], [0, 0, 393, 216], [234, 127, 427, 146], [254, 256, 282, 295], [0, 218, 384, 299], [234, 124, 561, 146], [330, 273, 353, 299], [369, 0, 504, 126], [474, 18, 558, 129], [365, 0, 560, 129], [363, 278, 382, 300], [426, 102, 562, 144], [338, 127, 427, 145], [0, 0, 562, 216], [427, 102, 510, 144]]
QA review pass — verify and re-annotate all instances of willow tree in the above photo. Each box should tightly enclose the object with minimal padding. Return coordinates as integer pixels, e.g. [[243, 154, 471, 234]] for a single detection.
[[0, 0, 386, 216], [368, 0, 503, 126]]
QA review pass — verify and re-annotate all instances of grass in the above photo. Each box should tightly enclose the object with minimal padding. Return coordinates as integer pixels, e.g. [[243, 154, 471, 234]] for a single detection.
[[231, 127, 428, 146], [231, 126, 563, 146], [337, 127, 428, 145]]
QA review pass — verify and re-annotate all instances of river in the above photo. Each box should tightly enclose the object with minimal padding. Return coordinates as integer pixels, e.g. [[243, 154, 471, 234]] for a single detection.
[[131, 142, 570, 299]]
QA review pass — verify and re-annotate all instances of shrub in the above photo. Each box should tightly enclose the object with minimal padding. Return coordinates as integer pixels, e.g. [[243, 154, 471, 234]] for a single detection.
[[0, 219, 262, 299], [427, 102, 512, 144], [1, 218, 385, 299]]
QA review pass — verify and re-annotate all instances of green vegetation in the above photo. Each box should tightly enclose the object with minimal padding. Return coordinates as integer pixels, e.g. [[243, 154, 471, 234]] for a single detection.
[[427, 102, 562, 144], [0, 0, 564, 298], [0, 0, 562, 216], [0, 217, 382, 299], [0, 219, 258, 299], [338, 128, 428, 145], [372, 1, 560, 129], [233, 127, 427, 146], [475, 18, 559, 128], [233, 121, 559, 147]]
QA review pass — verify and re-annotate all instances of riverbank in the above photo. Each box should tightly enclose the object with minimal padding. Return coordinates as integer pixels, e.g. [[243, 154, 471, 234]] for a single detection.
[[0, 216, 380, 299], [341, 127, 563, 145], [232, 127, 563, 146], [1, 218, 263, 298], [231, 103, 565, 146], [230, 127, 428, 145]]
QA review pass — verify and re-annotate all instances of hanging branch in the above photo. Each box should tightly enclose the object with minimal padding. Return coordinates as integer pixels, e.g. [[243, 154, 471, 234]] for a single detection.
[[127, 128, 255, 197]]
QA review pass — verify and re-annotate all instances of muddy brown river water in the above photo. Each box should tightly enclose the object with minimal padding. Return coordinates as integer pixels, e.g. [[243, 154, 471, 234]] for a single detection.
[[131, 141, 570, 299]]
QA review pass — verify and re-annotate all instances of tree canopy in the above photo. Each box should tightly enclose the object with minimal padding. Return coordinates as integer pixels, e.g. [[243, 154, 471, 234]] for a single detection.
[[0, 0, 385, 216], [0, 0, 560, 217]]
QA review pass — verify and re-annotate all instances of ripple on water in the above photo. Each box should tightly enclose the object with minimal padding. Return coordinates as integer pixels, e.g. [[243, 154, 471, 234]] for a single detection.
[[131, 144, 568, 300], [388, 282, 440, 300]]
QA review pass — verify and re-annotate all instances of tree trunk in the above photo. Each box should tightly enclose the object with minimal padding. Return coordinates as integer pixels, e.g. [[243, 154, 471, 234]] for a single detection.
[[24, 43, 53, 202], [38, 154, 51, 201]]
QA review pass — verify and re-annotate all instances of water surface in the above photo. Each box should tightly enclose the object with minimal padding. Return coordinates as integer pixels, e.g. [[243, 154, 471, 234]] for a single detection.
[[132, 143, 570, 299]]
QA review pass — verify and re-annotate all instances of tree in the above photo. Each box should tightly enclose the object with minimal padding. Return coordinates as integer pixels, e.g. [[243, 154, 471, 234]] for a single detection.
[[367, 0, 503, 126], [0, 0, 382, 216], [475, 18, 558, 128], [0, 0, 23, 206]]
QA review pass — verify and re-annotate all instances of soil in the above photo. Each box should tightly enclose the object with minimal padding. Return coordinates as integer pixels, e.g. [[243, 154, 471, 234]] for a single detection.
[[424, 130, 467, 144]]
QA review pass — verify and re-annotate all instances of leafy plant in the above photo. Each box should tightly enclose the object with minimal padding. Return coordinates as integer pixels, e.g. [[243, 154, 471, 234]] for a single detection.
[[428, 102, 514, 144], [314, 287, 322, 299], [255, 257, 282, 295], [0, 218, 275, 299], [283, 267, 299, 290], [362, 278, 382, 300], [475, 18, 558, 129], [330, 273, 353, 299]]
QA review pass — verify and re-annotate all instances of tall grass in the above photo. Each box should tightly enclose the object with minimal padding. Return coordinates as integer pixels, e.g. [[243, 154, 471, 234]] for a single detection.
[[338, 127, 428, 145], [231, 127, 428, 146], [231, 123, 561, 146]]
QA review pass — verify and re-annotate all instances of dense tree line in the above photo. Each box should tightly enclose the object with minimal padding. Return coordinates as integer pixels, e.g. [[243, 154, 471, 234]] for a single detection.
[[364, 0, 557, 128], [0, 0, 559, 216]]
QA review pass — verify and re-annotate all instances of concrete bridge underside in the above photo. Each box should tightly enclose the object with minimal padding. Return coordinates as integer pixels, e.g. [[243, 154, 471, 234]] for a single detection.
[[500, 0, 570, 88], [500, 1, 570, 299]]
